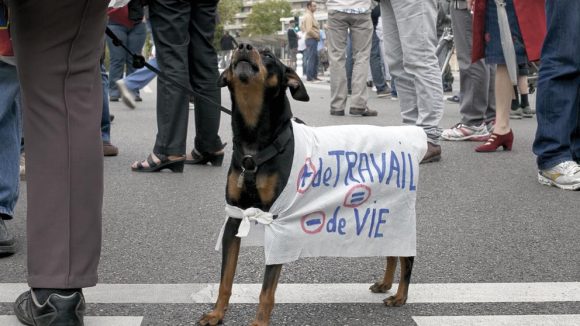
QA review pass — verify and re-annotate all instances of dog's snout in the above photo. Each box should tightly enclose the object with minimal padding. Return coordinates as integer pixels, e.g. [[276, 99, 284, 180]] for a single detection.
[[238, 43, 253, 53]]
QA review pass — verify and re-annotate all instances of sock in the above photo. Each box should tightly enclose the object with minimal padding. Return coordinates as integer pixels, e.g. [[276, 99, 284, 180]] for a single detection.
[[32, 288, 82, 303], [511, 98, 520, 111], [520, 94, 529, 108]]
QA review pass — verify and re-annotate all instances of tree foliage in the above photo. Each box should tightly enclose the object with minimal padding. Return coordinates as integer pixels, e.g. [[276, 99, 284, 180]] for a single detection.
[[215, 0, 243, 47], [218, 0, 243, 26], [244, 0, 292, 37]]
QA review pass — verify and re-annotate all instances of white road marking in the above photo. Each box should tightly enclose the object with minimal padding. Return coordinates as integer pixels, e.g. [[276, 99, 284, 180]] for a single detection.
[[412, 314, 580, 326], [0, 316, 143, 326], [0, 282, 578, 304]]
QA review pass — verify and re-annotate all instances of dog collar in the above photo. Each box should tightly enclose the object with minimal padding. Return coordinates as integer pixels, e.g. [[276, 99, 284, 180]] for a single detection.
[[233, 122, 293, 188]]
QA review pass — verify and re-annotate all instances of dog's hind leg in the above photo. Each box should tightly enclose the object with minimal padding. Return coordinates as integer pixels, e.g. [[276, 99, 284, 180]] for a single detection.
[[199, 218, 242, 326], [370, 256, 398, 293], [250, 264, 283, 326], [383, 256, 414, 307]]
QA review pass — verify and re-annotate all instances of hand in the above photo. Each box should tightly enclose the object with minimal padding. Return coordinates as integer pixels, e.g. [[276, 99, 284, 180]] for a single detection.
[[467, 0, 475, 11]]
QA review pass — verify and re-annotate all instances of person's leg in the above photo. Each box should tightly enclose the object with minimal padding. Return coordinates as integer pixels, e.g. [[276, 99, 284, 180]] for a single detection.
[[475, 64, 514, 152], [492, 65, 512, 135], [533, 0, 580, 170], [300, 50, 306, 77], [9, 0, 106, 288], [123, 57, 158, 91], [517, 65, 533, 117], [452, 6, 490, 127], [349, 13, 373, 109], [380, 0, 418, 125], [572, 102, 580, 163], [376, 28, 392, 82], [105, 23, 128, 100], [149, 0, 191, 157], [305, 38, 318, 80], [289, 48, 297, 70], [303, 40, 311, 79], [326, 10, 350, 114], [311, 39, 319, 79], [0, 62, 21, 222], [484, 64, 497, 125], [100, 62, 119, 156], [391, 0, 443, 144], [124, 22, 147, 96], [369, 28, 387, 93], [346, 32, 353, 93], [189, 0, 224, 154], [100, 62, 111, 144], [441, 8, 492, 141]]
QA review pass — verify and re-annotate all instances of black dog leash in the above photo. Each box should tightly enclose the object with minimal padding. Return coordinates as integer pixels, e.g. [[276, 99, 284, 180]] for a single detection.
[[105, 27, 233, 116]]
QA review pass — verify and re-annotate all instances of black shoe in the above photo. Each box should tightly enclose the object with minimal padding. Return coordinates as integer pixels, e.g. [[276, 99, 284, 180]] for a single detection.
[[134, 95, 142, 102], [349, 106, 378, 116], [185, 143, 227, 166], [330, 110, 345, 116], [0, 218, 15, 256], [132, 153, 185, 172], [14, 290, 85, 326], [109, 114, 115, 122], [109, 96, 119, 102]]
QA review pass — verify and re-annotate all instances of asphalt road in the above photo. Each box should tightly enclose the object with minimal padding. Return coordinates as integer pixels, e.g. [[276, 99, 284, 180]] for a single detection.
[[1, 77, 579, 326]]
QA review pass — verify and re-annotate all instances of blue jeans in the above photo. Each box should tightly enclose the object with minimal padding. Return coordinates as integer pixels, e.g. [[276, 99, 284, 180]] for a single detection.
[[533, 0, 580, 169], [304, 38, 319, 80], [106, 22, 147, 98], [0, 61, 22, 218], [100, 63, 111, 143], [369, 28, 386, 92], [124, 57, 157, 92]]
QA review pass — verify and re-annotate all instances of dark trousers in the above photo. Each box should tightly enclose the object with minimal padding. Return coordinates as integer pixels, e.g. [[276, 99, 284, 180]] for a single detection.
[[149, 0, 223, 155], [8, 0, 107, 288]]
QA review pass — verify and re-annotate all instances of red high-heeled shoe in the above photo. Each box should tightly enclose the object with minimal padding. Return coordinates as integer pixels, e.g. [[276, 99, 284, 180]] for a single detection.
[[475, 130, 513, 152]]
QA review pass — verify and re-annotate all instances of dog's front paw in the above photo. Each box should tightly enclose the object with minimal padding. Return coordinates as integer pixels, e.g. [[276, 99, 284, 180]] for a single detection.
[[249, 321, 269, 326], [383, 295, 407, 307], [199, 311, 224, 325], [370, 281, 392, 293]]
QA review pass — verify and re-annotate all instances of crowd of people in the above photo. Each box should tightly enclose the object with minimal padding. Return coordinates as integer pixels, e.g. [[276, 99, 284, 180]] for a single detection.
[[0, 0, 579, 324]]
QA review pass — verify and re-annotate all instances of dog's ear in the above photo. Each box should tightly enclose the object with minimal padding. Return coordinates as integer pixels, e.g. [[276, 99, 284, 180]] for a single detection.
[[285, 66, 309, 102], [217, 69, 230, 88]]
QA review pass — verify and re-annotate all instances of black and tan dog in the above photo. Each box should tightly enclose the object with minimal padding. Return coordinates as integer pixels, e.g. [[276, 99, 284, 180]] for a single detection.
[[198, 43, 414, 326]]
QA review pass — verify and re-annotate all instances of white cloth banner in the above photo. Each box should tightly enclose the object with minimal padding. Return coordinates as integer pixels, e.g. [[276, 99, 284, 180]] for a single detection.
[[217, 122, 427, 265]]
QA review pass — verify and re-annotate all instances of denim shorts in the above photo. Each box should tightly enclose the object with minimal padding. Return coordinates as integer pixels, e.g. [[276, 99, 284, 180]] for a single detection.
[[484, 0, 529, 65]]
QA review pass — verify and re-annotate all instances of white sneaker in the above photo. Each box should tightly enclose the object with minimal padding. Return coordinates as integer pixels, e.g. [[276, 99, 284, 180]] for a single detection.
[[441, 123, 490, 141], [538, 161, 580, 190], [115, 80, 136, 109]]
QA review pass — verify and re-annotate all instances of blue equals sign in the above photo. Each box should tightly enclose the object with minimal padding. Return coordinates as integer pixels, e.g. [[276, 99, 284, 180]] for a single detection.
[[350, 192, 366, 204], [306, 218, 322, 226]]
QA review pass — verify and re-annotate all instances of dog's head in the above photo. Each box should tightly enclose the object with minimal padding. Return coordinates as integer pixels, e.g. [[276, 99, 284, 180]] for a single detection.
[[218, 44, 309, 128], [219, 43, 309, 102]]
